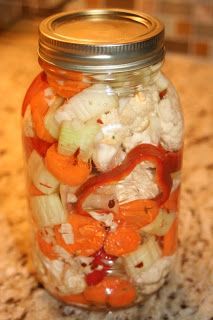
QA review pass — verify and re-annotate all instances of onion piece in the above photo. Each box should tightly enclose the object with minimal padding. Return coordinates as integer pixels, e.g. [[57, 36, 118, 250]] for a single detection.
[[83, 193, 119, 213], [88, 211, 118, 231], [141, 209, 176, 236]]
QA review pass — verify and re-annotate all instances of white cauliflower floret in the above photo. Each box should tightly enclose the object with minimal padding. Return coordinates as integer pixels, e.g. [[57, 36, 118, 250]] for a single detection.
[[123, 114, 160, 152], [118, 89, 161, 151], [134, 256, 174, 295], [118, 96, 137, 125], [92, 143, 119, 172], [99, 109, 128, 145], [118, 90, 159, 124], [55, 84, 118, 123], [131, 116, 150, 133], [39, 252, 87, 295], [115, 164, 159, 203], [155, 72, 169, 92], [157, 97, 183, 151], [60, 267, 86, 294]]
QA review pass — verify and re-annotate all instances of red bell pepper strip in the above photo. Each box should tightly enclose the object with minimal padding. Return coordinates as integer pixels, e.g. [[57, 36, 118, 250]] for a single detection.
[[165, 148, 183, 173], [76, 144, 172, 216], [22, 135, 52, 158], [86, 248, 117, 286], [86, 269, 108, 286], [22, 71, 47, 117], [159, 146, 183, 173]]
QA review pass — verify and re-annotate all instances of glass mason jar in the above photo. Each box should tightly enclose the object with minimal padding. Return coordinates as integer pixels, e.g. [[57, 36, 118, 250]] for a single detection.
[[22, 10, 183, 310]]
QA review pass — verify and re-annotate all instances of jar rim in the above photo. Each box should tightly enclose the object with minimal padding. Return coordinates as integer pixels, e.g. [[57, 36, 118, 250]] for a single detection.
[[38, 9, 165, 73]]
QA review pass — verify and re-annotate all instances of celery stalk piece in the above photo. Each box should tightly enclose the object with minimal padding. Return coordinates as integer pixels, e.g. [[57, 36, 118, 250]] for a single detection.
[[28, 150, 59, 194], [141, 210, 176, 236], [58, 119, 100, 160], [30, 193, 67, 227], [44, 96, 64, 139], [123, 237, 161, 275]]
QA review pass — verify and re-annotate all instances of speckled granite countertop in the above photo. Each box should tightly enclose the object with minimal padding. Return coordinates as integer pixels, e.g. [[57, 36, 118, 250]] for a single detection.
[[0, 20, 212, 320]]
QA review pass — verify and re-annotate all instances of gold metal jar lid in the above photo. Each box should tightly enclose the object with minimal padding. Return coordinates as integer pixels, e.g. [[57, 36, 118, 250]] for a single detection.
[[39, 9, 165, 73]]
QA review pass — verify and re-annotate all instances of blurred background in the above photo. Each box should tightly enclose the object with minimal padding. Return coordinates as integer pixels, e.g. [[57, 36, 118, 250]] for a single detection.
[[0, 0, 213, 59]]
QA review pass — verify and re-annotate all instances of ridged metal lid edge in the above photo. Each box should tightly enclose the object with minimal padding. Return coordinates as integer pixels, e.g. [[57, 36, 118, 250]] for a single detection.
[[38, 9, 165, 73]]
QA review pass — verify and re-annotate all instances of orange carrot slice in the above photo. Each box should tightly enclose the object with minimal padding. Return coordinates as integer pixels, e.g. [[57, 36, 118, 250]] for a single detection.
[[163, 218, 178, 256], [45, 144, 91, 186], [29, 183, 44, 196], [108, 279, 137, 308], [119, 199, 159, 229], [54, 214, 106, 256], [47, 74, 89, 99], [104, 225, 141, 256], [163, 186, 180, 212], [57, 293, 88, 305], [30, 88, 56, 143], [84, 276, 136, 308], [36, 231, 58, 260]]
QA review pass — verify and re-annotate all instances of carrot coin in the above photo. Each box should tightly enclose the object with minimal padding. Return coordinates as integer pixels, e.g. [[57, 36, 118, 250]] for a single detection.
[[108, 278, 137, 308], [84, 276, 136, 308], [119, 199, 159, 229], [55, 214, 106, 256], [45, 144, 91, 186], [47, 74, 89, 99], [57, 293, 88, 305], [30, 88, 55, 143], [104, 225, 141, 256]]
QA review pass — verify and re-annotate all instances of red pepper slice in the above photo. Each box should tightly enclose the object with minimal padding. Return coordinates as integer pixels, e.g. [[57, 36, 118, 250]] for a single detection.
[[22, 71, 47, 117], [76, 144, 172, 216], [23, 135, 52, 158], [86, 268, 108, 286], [92, 247, 117, 267], [159, 145, 183, 173], [165, 149, 183, 173], [86, 248, 117, 286]]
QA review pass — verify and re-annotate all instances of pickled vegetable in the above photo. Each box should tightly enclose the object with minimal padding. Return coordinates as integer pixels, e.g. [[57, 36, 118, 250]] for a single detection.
[[23, 61, 183, 310]]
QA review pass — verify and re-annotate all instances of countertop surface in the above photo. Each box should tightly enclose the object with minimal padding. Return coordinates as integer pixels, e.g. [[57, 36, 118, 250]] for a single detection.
[[0, 19, 212, 320]]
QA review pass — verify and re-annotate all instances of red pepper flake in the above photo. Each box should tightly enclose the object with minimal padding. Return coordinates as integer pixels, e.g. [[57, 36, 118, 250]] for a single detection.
[[81, 263, 87, 267], [108, 199, 115, 208], [72, 148, 80, 165], [135, 262, 144, 268], [76, 143, 172, 216], [97, 118, 103, 124], [39, 182, 51, 188], [159, 89, 167, 100]]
